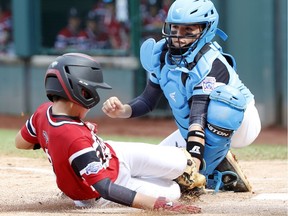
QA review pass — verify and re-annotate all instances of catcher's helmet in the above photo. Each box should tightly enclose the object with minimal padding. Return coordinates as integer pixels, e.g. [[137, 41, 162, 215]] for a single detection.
[[162, 0, 219, 66], [45, 53, 111, 109]]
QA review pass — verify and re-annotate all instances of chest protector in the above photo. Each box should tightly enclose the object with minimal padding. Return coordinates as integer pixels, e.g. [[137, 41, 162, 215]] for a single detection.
[[140, 38, 251, 138]]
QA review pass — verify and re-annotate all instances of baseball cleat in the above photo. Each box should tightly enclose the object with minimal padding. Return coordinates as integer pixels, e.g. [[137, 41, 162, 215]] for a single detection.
[[208, 150, 252, 192]]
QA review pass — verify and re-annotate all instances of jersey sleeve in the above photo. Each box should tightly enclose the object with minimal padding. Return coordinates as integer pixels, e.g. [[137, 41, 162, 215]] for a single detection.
[[193, 58, 230, 96], [128, 80, 163, 117], [189, 58, 230, 128], [68, 136, 119, 187], [20, 114, 39, 144]]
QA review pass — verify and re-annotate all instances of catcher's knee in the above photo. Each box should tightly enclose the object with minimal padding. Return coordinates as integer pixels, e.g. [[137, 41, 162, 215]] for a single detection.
[[207, 85, 246, 132], [202, 85, 247, 175]]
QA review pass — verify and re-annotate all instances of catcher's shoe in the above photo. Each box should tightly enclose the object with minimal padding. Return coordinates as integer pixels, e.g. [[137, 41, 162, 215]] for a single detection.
[[207, 151, 252, 193]]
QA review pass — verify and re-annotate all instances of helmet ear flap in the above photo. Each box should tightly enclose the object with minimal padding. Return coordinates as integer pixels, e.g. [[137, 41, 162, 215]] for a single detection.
[[45, 73, 69, 102]]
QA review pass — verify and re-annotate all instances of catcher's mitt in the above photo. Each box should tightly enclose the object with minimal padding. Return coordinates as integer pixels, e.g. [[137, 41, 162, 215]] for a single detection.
[[175, 149, 206, 191]]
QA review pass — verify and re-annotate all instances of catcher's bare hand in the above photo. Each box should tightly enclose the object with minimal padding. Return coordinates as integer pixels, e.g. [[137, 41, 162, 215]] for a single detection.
[[153, 197, 201, 214], [102, 97, 131, 118]]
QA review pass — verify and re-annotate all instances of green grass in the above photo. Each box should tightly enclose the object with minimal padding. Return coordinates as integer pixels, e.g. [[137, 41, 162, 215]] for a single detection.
[[231, 144, 287, 160], [1, 129, 287, 160]]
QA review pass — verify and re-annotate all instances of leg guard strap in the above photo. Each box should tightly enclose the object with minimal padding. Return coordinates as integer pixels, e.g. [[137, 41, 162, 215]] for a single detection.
[[207, 170, 239, 193]]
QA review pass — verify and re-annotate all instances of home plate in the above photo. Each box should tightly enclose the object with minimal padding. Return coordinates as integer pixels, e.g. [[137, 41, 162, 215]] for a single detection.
[[252, 193, 288, 201]]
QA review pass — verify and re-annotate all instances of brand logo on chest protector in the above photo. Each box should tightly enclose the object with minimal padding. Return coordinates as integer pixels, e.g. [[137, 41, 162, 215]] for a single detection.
[[169, 92, 176, 102]]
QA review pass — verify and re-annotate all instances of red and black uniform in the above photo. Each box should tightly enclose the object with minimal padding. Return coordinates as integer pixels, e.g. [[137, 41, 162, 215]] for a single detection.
[[20, 102, 119, 200]]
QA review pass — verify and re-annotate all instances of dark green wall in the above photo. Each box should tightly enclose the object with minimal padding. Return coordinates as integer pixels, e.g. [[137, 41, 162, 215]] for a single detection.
[[1, 0, 287, 127]]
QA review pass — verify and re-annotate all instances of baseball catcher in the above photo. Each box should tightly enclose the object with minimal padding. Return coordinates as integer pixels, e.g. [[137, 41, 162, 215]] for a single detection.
[[102, 0, 261, 194]]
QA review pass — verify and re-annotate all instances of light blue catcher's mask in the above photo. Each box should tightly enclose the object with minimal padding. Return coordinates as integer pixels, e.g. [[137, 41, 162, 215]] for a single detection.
[[162, 0, 228, 67]]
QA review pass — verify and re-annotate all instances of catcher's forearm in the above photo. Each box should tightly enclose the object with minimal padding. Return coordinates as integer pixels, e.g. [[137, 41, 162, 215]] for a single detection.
[[187, 125, 205, 170]]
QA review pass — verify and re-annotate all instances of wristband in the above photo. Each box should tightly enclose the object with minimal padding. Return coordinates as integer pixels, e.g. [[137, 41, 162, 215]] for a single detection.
[[187, 130, 205, 139], [186, 141, 204, 169]]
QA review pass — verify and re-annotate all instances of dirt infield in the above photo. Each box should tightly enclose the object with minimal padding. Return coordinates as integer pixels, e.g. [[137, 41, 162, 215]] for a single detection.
[[0, 157, 287, 216], [0, 115, 287, 215]]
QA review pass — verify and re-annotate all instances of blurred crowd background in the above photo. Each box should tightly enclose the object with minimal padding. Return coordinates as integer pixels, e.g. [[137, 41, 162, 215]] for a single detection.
[[0, 0, 174, 56], [0, 0, 286, 128]]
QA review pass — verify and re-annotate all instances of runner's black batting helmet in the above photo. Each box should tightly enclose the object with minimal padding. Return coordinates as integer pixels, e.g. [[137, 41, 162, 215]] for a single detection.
[[45, 53, 111, 109]]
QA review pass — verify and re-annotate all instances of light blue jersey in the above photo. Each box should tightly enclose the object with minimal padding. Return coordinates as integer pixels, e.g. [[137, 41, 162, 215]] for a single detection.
[[141, 38, 253, 139]]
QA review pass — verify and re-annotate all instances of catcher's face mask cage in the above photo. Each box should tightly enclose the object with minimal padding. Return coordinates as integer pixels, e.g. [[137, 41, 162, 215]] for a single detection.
[[45, 53, 111, 109], [162, 22, 208, 54], [162, 0, 219, 66]]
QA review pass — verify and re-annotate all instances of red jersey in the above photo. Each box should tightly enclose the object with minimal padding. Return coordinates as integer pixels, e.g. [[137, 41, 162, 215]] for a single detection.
[[20, 102, 119, 200]]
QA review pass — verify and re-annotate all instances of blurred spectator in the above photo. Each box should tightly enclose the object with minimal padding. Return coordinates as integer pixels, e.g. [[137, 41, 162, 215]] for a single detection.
[[141, 3, 166, 41], [78, 10, 112, 50], [0, 4, 13, 56], [90, 1, 129, 50], [104, 2, 129, 49], [54, 2, 130, 52], [162, 0, 174, 14], [54, 7, 85, 50], [143, 4, 165, 30]]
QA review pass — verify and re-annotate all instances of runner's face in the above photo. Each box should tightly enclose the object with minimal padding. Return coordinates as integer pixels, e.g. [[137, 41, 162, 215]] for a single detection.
[[170, 24, 202, 48]]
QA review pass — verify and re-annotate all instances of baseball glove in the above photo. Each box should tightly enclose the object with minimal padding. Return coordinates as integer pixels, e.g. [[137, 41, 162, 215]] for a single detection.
[[175, 149, 206, 191]]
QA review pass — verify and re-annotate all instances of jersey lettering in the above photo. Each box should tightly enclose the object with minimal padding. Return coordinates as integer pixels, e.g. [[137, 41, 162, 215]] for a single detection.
[[45, 148, 53, 166], [92, 133, 112, 169]]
